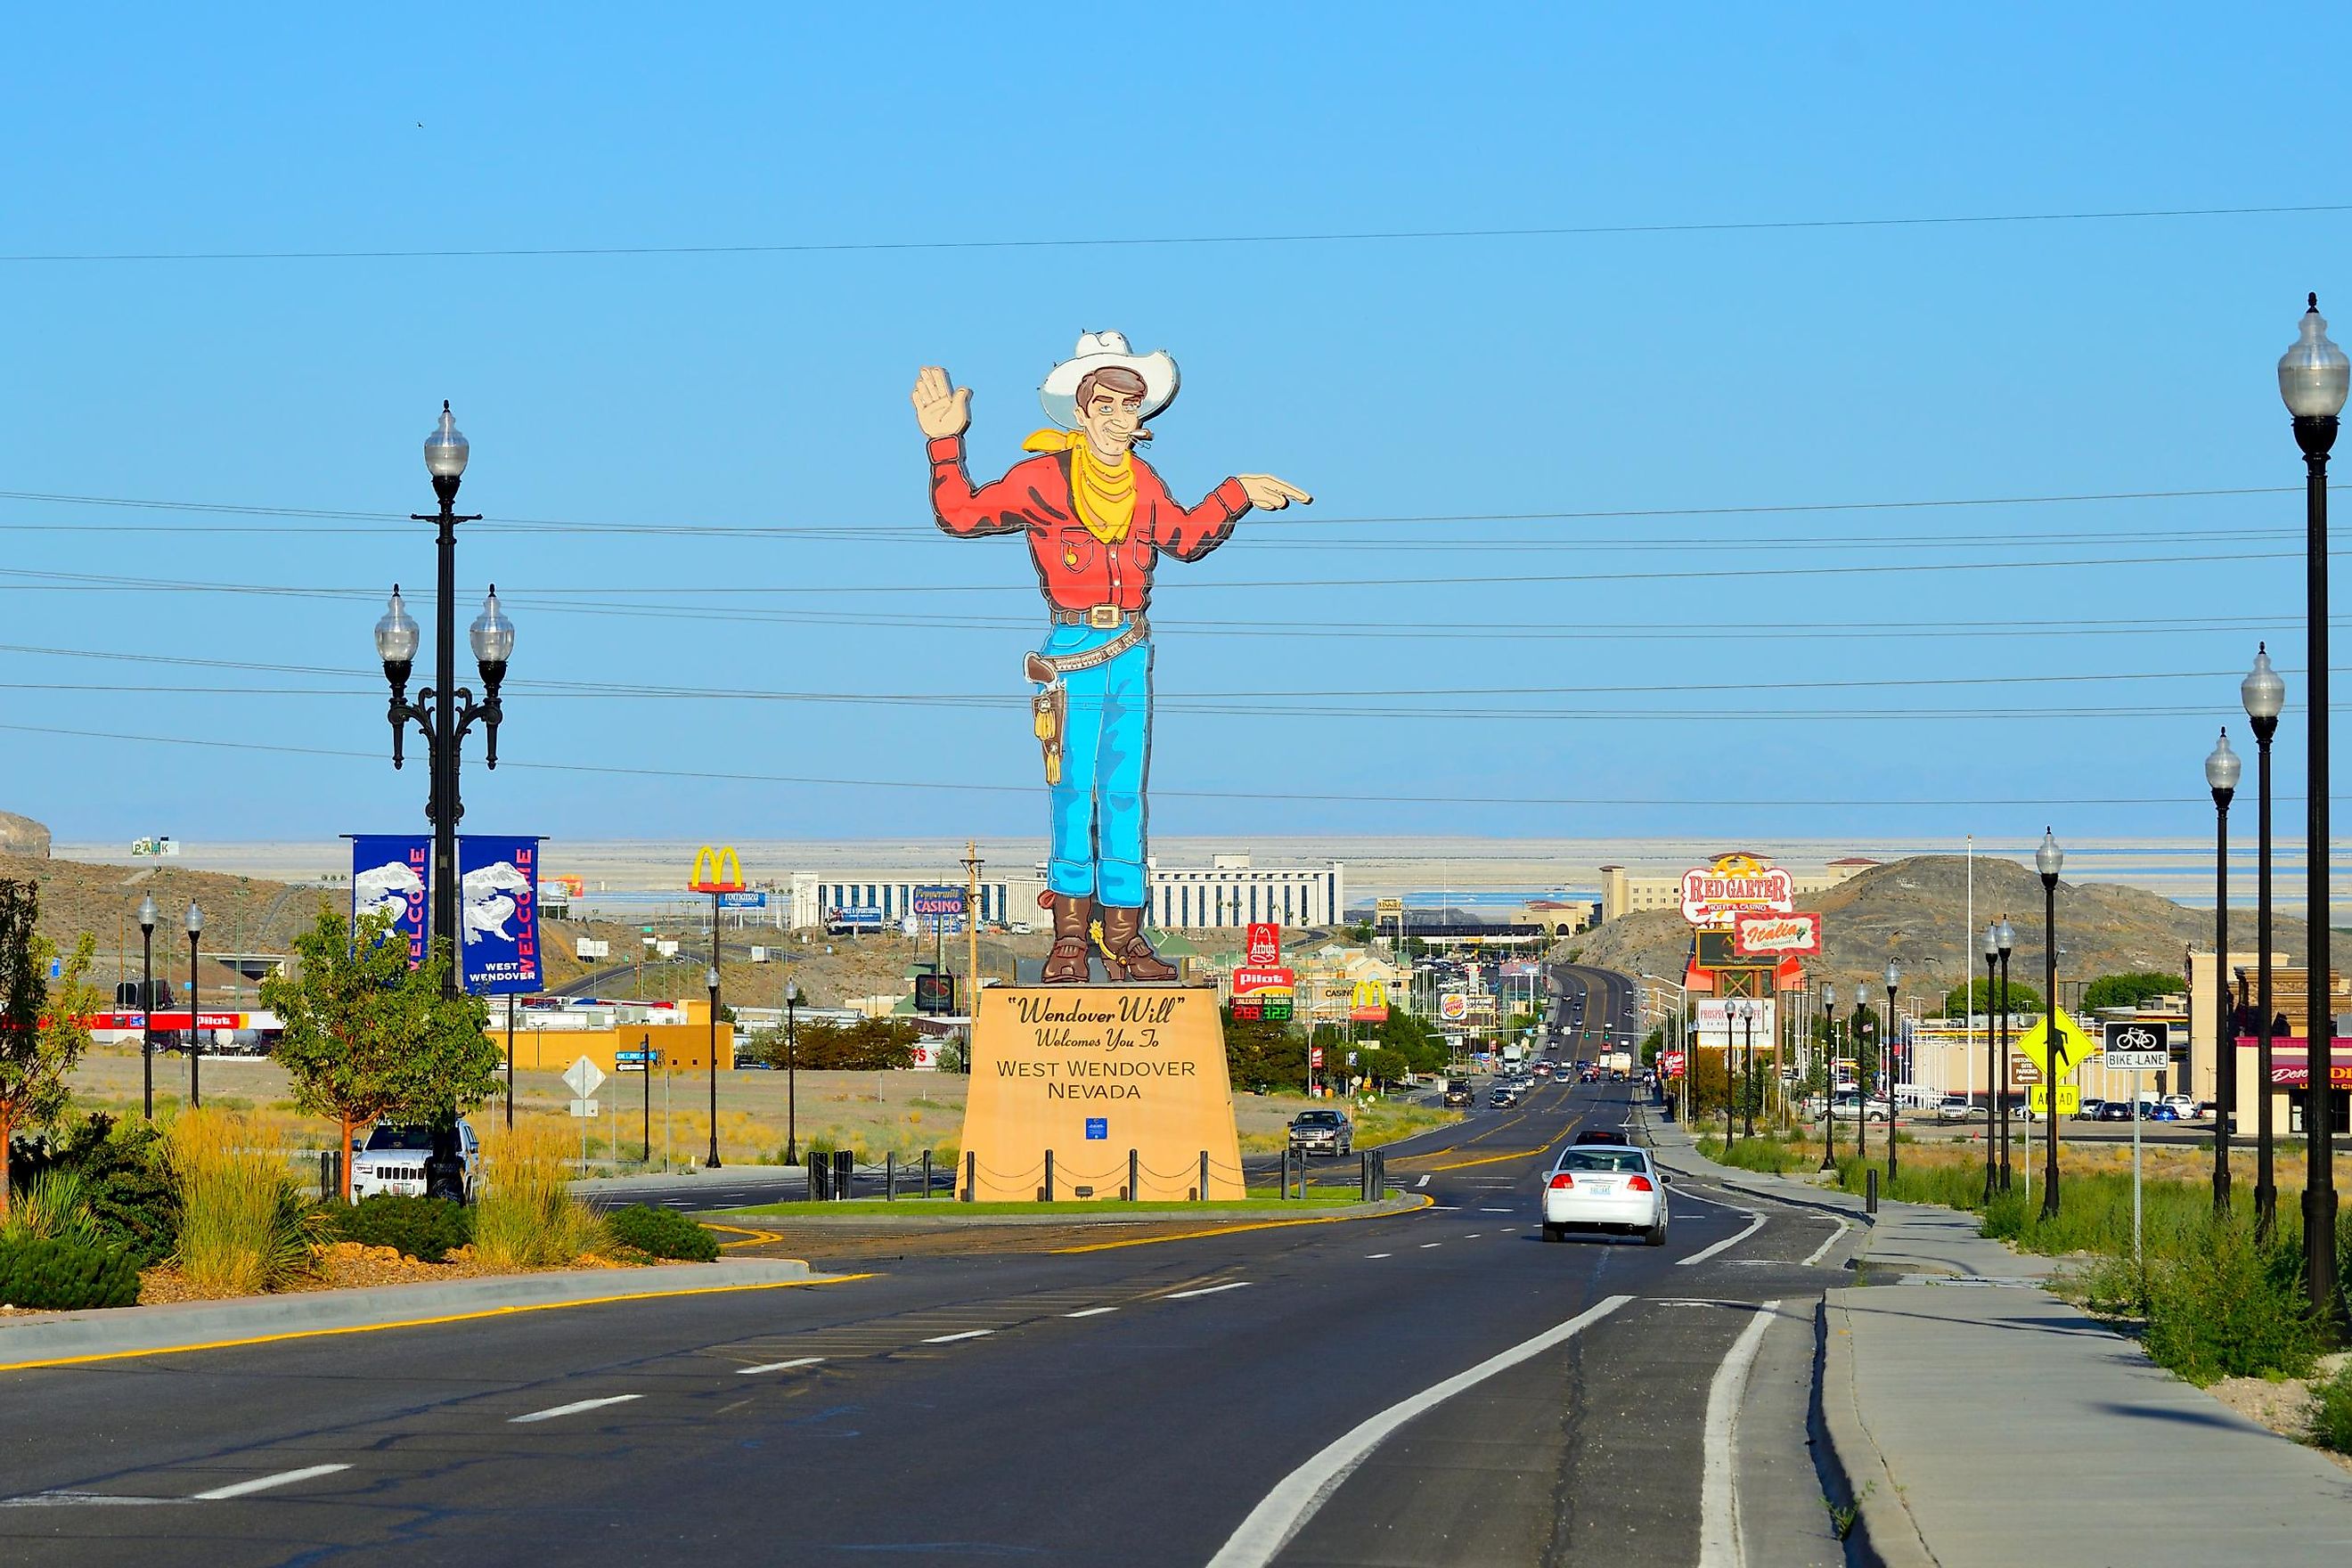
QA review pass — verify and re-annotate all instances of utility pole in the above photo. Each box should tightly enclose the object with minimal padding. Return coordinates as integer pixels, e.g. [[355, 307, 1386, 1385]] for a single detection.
[[963, 839, 984, 1014]]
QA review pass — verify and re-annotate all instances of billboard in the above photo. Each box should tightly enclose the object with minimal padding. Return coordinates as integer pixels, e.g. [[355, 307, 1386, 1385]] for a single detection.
[[1245, 922, 1281, 967], [689, 844, 747, 894], [349, 835, 430, 965], [1733, 911, 1822, 957], [1695, 998, 1777, 1051], [1439, 991, 1469, 1023], [1681, 853, 1795, 929], [460, 836, 543, 994], [828, 906, 885, 933], [1349, 980, 1390, 1023]]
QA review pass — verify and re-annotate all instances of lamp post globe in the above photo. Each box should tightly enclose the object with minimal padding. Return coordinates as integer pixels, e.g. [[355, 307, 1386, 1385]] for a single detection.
[[423, 401, 470, 482], [470, 587, 514, 679], [2279, 294, 2351, 423], [2242, 644, 2285, 727], [374, 586, 420, 674], [2208, 728, 2240, 1214], [2281, 295, 2346, 1331]]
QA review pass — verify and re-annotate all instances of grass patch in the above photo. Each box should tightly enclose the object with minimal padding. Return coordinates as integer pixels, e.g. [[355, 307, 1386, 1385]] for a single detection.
[[167, 1108, 318, 1294], [716, 1188, 1380, 1219], [1695, 1133, 1816, 1175]]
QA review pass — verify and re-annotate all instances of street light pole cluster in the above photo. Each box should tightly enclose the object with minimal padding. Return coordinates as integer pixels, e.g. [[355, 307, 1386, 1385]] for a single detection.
[[372, 403, 515, 1001], [370, 403, 517, 1199]]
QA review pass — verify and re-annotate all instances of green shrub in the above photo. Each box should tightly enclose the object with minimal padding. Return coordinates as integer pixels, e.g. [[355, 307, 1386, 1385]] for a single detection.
[[2310, 1362, 2352, 1452], [0, 1235, 140, 1310], [327, 1194, 473, 1263], [2141, 1213, 2318, 1385], [10, 1115, 178, 1268], [604, 1204, 720, 1262]]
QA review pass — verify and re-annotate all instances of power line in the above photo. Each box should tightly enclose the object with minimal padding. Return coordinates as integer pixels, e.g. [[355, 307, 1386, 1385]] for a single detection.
[[1, 719, 2332, 810], [6, 201, 2347, 265], [0, 547, 2308, 606], [0, 480, 2328, 538]]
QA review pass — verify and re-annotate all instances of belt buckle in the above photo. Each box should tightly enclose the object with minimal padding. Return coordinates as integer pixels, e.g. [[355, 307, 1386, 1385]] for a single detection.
[[1087, 604, 1123, 631]]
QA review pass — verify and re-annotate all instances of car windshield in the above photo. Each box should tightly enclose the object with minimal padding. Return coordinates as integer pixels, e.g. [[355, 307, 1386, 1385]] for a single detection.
[[364, 1125, 436, 1152], [1558, 1149, 1649, 1173], [1294, 1111, 1342, 1126]]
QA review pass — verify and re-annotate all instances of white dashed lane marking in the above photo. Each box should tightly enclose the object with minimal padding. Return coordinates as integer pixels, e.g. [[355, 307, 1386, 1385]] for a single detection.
[[1166, 1282, 1252, 1300], [510, 1395, 641, 1425], [1064, 1307, 1119, 1319], [736, 1357, 824, 1376], [921, 1329, 993, 1344]]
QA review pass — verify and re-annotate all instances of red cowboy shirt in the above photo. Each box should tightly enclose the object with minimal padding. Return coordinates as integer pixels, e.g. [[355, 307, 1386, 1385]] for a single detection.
[[927, 435, 1250, 615]]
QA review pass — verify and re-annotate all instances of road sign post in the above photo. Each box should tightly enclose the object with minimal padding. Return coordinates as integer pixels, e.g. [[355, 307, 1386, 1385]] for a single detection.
[[2103, 1021, 2173, 1269]]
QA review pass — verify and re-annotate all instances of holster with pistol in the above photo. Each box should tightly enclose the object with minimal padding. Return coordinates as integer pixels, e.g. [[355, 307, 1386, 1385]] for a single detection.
[[1022, 618, 1147, 788]]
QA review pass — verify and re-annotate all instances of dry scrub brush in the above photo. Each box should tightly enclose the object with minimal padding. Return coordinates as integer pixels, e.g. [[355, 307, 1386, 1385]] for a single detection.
[[167, 1108, 318, 1294], [473, 1118, 605, 1269]]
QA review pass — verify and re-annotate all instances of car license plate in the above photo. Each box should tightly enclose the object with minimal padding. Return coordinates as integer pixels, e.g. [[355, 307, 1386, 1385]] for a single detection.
[[1583, 1178, 1617, 1194]]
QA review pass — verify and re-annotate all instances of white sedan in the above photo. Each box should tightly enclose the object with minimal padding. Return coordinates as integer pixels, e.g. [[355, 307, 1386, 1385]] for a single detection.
[[1540, 1145, 1670, 1246]]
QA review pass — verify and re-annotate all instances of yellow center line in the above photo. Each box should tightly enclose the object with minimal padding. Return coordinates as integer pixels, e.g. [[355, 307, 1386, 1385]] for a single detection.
[[1420, 1145, 1555, 1172], [1049, 1193, 1435, 1254], [0, 1273, 875, 1375]]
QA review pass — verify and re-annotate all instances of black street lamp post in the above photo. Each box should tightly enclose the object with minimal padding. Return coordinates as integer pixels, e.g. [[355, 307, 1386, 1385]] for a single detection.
[[2280, 293, 2347, 1330], [137, 896, 156, 1122], [783, 981, 800, 1164], [706, 964, 723, 1169], [2244, 645, 2284, 1238], [2037, 830, 2064, 1220], [185, 902, 203, 1110], [373, 403, 515, 1197], [1982, 925, 1999, 1204], [1741, 1000, 1756, 1141], [1997, 919, 2015, 1191], [2208, 729, 2242, 1215], [1818, 984, 1839, 1172], [1884, 960, 1902, 1184]]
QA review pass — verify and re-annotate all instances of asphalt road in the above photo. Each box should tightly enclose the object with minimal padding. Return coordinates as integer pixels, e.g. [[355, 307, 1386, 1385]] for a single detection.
[[1, 1018, 1855, 1566]]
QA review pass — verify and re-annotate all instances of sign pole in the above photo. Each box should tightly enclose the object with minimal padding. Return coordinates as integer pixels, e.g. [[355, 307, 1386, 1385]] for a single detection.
[[2133, 1066, 2144, 1271]]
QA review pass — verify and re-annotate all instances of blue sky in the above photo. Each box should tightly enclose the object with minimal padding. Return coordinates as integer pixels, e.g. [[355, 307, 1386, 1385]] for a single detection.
[[2, 5, 2347, 860]]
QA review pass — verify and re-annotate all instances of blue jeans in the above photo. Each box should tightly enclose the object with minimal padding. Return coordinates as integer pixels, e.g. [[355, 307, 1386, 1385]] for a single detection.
[[1039, 624, 1152, 909]]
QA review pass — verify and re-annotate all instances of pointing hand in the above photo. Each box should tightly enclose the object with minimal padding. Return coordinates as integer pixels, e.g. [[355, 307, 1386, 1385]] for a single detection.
[[1237, 474, 1312, 510]]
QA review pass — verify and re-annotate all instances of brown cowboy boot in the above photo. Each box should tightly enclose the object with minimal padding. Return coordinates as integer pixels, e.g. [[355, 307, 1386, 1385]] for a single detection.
[[1098, 906, 1178, 983], [1040, 892, 1094, 984]]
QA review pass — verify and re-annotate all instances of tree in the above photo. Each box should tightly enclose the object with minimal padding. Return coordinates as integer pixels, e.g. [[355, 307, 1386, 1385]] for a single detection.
[[262, 911, 499, 1199], [0, 880, 100, 1216], [1940, 977, 2046, 1017], [2083, 971, 2182, 1012]]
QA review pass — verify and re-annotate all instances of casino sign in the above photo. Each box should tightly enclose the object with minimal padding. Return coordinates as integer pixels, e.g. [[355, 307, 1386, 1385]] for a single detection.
[[1681, 853, 1795, 929]]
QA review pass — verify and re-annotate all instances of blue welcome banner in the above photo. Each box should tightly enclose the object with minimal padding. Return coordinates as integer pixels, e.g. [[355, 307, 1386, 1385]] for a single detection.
[[458, 835, 543, 994], [347, 835, 430, 966]]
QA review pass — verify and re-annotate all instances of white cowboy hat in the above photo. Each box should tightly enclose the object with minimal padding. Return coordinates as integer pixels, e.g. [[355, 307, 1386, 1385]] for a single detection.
[[1038, 330, 1180, 429]]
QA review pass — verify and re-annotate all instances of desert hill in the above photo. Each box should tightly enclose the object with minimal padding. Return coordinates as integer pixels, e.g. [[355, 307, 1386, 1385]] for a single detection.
[[1562, 853, 2306, 1004]]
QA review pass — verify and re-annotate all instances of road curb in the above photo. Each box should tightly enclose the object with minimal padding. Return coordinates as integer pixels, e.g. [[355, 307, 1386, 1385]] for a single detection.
[[0, 1257, 839, 1372], [709, 1194, 1422, 1228], [1814, 1293, 1937, 1568]]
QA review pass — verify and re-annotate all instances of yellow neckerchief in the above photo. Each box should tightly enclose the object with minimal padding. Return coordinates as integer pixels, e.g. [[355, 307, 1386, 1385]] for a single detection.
[[1025, 429, 1135, 544]]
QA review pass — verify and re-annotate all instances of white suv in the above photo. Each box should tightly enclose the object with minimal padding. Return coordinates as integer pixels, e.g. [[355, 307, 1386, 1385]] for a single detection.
[[349, 1120, 482, 1202]]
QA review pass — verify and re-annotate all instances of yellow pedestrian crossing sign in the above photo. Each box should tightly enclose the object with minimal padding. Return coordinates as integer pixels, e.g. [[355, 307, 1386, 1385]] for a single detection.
[[2013, 1008, 2094, 1084]]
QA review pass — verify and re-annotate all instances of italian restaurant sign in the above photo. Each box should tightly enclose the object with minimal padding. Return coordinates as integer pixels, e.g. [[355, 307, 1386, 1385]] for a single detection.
[[1681, 853, 1795, 929], [1733, 911, 1823, 957]]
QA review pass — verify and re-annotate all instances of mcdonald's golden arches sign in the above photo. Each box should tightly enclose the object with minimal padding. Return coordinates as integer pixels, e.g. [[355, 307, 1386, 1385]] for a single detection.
[[688, 845, 747, 894]]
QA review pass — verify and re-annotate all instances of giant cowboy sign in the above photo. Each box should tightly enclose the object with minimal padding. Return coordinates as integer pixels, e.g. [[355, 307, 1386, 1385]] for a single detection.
[[915, 334, 1311, 984]]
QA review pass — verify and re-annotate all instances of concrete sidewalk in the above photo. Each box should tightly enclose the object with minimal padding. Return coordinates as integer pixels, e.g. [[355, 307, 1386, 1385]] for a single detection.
[[0, 1257, 828, 1370], [1635, 1103, 2352, 1564], [1822, 1205, 2352, 1566]]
